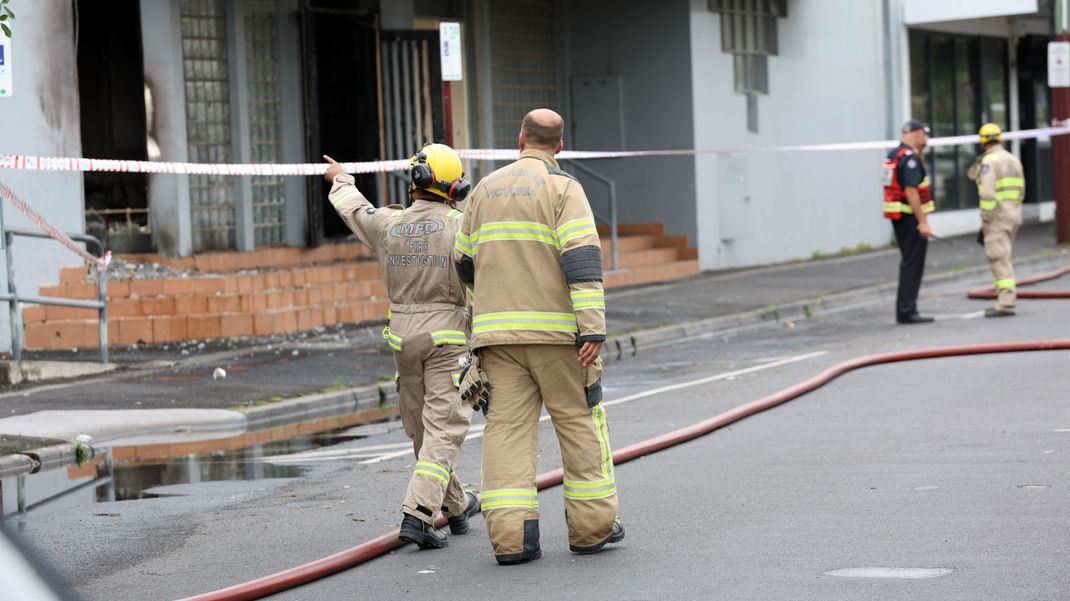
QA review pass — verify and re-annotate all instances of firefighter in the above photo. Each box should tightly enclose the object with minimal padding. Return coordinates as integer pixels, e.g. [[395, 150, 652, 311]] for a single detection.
[[968, 123, 1024, 317], [323, 144, 479, 549], [883, 119, 935, 324], [453, 108, 624, 566]]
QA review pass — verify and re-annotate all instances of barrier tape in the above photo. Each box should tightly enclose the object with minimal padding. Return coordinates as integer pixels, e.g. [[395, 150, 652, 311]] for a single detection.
[[0, 181, 111, 270], [1, 123, 1068, 177]]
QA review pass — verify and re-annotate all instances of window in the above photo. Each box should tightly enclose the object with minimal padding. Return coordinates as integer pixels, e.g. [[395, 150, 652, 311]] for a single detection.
[[708, 0, 785, 95]]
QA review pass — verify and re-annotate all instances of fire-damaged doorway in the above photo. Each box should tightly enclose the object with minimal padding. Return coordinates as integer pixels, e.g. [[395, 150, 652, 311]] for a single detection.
[[76, 0, 152, 253], [301, 1, 445, 245]]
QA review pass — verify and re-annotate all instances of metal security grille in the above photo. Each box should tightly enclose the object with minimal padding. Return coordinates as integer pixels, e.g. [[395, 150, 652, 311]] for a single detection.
[[488, 0, 560, 148], [707, 0, 787, 95], [381, 32, 444, 203], [245, 0, 285, 246], [181, 0, 235, 251]]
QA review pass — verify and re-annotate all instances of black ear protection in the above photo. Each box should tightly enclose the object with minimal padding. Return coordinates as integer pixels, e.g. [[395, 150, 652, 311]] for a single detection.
[[410, 151, 472, 201]]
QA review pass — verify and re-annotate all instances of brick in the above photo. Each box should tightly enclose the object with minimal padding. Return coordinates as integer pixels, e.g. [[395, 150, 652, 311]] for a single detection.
[[307, 287, 324, 305], [25, 321, 100, 349], [221, 314, 254, 338], [129, 279, 164, 298], [322, 305, 338, 325], [308, 308, 325, 328], [293, 289, 309, 306], [207, 295, 241, 314], [252, 294, 269, 312], [175, 295, 209, 315], [297, 309, 313, 331], [64, 283, 99, 300], [106, 280, 131, 299], [278, 291, 295, 309], [23, 306, 46, 324], [237, 275, 254, 293], [192, 279, 226, 295], [152, 317, 188, 343], [253, 313, 277, 336], [222, 277, 240, 293], [38, 285, 65, 297], [278, 272, 294, 288], [44, 304, 99, 321], [108, 298, 142, 318], [187, 315, 222, 339], [117, 317, 154, 345], [141, 297, 176, 317], [276, 310, 298, 333]]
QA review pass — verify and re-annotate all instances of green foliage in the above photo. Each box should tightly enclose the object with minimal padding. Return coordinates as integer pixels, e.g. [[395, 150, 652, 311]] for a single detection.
[[1, 0, 13, 39]]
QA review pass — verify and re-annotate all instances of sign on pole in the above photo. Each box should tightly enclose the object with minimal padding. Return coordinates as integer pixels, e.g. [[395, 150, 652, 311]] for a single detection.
[[1050, 41, 1070, 88], [440, 22, 462, 81], [0, 32, 12, 97]]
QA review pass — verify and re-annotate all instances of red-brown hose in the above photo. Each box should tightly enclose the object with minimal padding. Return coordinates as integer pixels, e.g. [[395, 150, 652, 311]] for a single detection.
[[178, 339, 1070, 601], [967, 264, 1070, 300]]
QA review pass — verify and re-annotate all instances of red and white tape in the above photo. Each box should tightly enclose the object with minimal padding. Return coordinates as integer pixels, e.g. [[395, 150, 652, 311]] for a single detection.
[[0, 181, 111, 270], [1, 123, 1068, 177]]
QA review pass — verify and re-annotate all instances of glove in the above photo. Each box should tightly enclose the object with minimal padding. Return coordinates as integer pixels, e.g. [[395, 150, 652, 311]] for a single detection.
[[976, 229, 984, 246], [458, 354, 492, 415]]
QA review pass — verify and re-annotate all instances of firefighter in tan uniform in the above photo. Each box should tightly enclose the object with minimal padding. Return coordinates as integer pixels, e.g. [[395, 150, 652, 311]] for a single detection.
[[453, 109, 624, 566], [968, 123, 1024, 317], [323, 144, 479, 549]]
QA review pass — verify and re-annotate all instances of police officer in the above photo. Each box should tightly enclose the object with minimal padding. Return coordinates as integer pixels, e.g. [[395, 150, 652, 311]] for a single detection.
[[968, 123, 1024, 317], [453, 108, 623, 566], [323, 145, 479, 549], [883, 119, 935, 324]]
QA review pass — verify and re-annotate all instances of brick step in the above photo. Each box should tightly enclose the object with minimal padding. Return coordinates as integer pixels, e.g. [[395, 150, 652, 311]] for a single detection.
[[25, 298, 393, 349], [599, 234, 657, 254], [604, 259, 701, 288], [604, 246, 683, 270]]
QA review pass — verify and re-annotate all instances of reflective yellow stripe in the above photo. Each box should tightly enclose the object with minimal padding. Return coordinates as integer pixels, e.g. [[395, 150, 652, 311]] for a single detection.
[[329, 188, 362, 209], [883, 202, 902, 213], [382, 326, 403, 351], [563, 478, 616, 500], [472, 311, 578, 335], [570, 289, 605, 311], [414, 461, 450, 485], [446, 209, 463, 219], [899, 201, 935, 215], [592, 404, 614, 481], [979, 199, 997, 211], [556, 218, 598, 247], [430, 329, 467, 346], [472, 221, 558, 253], [480, 488, 539, 511], [455, 231, 475, 257], [995, 177, 1024, 188], [995, 278, 1016, 290], [452, 372, 460, 388], [995, 190, 1022, 201]]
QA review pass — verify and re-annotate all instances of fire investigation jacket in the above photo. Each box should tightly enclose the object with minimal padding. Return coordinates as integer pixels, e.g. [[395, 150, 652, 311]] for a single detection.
[[452, 148, 607, 350], [968, 145, 1025, 211], [328, 174, 468, 351]]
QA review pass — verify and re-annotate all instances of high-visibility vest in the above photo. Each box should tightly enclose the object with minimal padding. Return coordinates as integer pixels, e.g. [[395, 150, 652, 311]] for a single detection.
[[882, 146, 934, 219]]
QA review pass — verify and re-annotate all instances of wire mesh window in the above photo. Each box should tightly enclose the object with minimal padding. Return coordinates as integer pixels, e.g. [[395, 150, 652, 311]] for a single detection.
[[708, 0, 785, 95], [245, 0, 286, 246], [489, 0, 560, 149], [181, 0, 235, 251]]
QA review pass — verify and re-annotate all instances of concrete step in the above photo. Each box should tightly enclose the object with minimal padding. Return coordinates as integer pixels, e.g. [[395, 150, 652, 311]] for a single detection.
[[605, 260, 701, 288]]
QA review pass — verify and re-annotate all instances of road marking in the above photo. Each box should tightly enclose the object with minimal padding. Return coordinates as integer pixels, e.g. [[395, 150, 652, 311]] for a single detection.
[[932, 310, 984, 320], [358, 350, 828, 464], [824, 567, 953, 579]]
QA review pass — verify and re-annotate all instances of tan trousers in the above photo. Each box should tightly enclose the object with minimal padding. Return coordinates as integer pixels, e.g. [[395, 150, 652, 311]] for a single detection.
[[393, 316, 474, 525], [479, 344, 618, 559], [982, 201, 1021, 311]]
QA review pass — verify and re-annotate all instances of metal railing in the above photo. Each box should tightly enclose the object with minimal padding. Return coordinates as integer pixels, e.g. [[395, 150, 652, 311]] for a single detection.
[[563, 160, 620, 271], [0, 228, 109, 363]]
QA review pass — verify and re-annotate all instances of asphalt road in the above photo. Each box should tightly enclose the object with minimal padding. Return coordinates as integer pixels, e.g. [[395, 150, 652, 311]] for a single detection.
[[11, 268, 1070, 601]]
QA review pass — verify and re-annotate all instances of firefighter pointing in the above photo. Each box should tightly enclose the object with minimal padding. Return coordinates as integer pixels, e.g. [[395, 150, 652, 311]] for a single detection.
[[968, 123, 1024, 317], [453, 108, 623, 565], [883, 119, 935, 324], [323, 144, 478, 549]]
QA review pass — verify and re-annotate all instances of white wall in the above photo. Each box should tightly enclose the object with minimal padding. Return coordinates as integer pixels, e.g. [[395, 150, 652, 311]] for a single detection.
[[561, 0, 698, 242], [0, 4, 85, 353], [691, 0, 892, 269]]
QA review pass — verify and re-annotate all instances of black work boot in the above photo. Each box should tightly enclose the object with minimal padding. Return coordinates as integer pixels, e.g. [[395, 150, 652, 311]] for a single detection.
[[399, 514, 448, 549], [495, 519, 542, 566], [984, 307, 1015, 318], [569, 517, 625, 555], [447, 491, 481, 535]]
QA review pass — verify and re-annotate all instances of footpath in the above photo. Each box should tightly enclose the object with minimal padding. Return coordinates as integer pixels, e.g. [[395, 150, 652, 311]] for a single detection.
[[0, 223, 1067, 477]]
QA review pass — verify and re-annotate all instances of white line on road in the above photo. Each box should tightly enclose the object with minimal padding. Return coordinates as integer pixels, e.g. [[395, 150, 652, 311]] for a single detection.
[[357, 350, 828, 464], [933, 310, 985, 320]]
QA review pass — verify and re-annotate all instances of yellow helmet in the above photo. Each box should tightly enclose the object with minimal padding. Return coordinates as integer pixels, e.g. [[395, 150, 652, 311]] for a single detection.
[[979, 123, 1002, 146], [409, 143, 470, 201]]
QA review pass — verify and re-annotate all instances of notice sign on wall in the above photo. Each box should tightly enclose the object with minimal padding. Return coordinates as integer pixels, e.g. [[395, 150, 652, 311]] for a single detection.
[[1049, 41, 1070, 88], [0, 33, 11, 97], [440, 22, 462, 81]]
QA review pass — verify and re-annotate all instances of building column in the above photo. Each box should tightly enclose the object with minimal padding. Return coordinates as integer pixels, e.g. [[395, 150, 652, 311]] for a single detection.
[[1055, 0, 1070, 243], [277, 0, 308, 247], [1009, 17, 1021, 158], [227, 0, 255, 251], [140, 0, 193, 257]]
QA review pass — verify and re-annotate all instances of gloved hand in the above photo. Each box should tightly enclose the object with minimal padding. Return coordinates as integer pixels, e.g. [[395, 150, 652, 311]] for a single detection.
[[458, 354, 492, 415]]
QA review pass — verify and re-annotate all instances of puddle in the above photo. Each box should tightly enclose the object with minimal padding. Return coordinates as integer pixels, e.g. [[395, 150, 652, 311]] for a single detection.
[[1, 413, 403, 521]]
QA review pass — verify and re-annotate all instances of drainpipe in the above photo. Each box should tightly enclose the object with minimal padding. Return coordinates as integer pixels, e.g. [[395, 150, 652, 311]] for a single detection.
[[1009, 16, 1021, 158]]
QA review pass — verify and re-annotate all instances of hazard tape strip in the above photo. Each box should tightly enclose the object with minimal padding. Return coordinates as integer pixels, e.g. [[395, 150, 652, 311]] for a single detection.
[[0, 181, 111, 270], [1, 123, 1068, 176]]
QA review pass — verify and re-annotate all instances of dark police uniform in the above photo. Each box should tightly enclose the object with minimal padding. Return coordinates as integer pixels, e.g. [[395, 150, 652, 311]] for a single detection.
[[888, 142, 928, 322]]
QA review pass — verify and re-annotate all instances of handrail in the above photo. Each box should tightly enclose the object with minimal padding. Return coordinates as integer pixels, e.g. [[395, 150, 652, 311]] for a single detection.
[[562, 160, 619, 271], [1, 228, 109, 362]]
